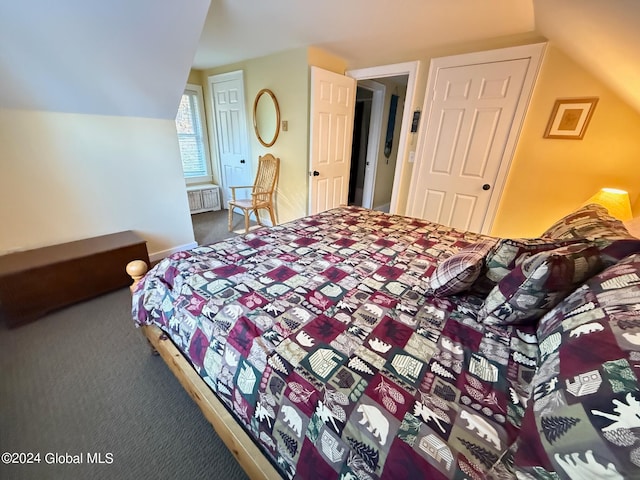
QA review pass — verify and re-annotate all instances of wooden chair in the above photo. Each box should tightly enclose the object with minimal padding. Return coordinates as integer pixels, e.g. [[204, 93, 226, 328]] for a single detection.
[[228, 154, 280, 233]]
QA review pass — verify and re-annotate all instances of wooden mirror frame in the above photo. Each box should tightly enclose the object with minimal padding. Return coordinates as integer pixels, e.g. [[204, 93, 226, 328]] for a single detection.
[[253, 88, 280, 147]]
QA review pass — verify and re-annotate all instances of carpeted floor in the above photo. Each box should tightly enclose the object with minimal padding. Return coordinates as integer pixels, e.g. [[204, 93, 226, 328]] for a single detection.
[[0, 289, 250, 480], [0, 228, 253, 480], [191, 208, 257, 246]]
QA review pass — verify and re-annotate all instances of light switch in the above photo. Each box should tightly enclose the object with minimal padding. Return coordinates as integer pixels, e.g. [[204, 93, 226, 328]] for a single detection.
[[409, 151, 415, 163], [282, 120, 288, 131]]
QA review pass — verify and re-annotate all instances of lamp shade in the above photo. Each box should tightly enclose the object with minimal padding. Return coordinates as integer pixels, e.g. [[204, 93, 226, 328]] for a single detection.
[[583, 188, 633, 221]]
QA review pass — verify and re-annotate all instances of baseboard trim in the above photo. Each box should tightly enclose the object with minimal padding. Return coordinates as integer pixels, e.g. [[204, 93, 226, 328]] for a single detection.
[[149, 242, 198, 263], [373, 203, 391, 213]]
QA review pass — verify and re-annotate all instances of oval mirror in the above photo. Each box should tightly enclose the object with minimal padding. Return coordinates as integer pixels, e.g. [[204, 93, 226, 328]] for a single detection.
[[253, 89, 280, 147]]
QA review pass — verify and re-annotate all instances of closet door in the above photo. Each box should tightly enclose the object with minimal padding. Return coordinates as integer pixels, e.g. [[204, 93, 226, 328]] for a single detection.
[[407, 44, 545, 234], [209, 70, 252, 208]]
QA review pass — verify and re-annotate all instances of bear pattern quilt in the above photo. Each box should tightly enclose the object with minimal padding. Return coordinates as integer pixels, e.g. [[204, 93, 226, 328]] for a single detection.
[[132, 207, 540, 479]]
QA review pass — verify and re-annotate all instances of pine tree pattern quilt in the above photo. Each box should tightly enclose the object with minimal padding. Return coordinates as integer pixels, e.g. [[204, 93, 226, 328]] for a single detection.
[[512, 253, 640, 479], [131, 206, 639, 479]]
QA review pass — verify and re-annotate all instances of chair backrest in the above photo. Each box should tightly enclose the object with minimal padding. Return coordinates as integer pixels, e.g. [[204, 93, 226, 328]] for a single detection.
[[252, 154, 280, 205]]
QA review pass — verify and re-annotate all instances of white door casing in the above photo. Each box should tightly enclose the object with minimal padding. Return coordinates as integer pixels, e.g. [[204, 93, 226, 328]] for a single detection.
[[406, 43, 546, 234], [358, 80, 385, 209], [309, 66, 356, 215], [208, 71, 252, 208], [346, 62, 420, 214]]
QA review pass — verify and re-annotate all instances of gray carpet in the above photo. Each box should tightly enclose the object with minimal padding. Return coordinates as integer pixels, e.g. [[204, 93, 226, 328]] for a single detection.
[[0, 291, 250, 480], [192, 209, 256, 246]]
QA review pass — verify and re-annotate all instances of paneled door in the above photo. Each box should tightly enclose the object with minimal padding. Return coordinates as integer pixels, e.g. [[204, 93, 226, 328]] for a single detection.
[[309, 66, 356, 214], [209, 71, 252, 208], [406, 44, 545, 233]]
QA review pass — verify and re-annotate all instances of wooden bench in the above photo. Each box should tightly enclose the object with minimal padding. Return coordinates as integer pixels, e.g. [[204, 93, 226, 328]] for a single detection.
[[0, 231, 149, 328]]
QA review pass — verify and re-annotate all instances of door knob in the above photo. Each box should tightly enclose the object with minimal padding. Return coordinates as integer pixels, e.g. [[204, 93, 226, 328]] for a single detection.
[[312, 170, 320, 177], [240, 159, 246, 164], [482, 184, 491, 190]]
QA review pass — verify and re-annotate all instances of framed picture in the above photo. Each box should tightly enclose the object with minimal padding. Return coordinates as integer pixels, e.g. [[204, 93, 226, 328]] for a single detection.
[[543, 97, 599, 139]]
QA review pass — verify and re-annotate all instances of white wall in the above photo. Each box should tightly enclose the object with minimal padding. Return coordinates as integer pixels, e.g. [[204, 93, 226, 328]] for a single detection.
[[0, 109, 195, 259], [0, 0, 210, 261]]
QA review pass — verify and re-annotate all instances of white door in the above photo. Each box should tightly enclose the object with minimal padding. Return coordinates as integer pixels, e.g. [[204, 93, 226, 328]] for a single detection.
[[407, 44, 545, 233], [309, 67, 356, 214], [209, 71, 252, 208]]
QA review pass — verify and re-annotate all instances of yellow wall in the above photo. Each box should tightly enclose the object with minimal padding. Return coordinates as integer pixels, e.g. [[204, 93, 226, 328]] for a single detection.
[[187, 70, 203, 85], [492, 44, 640, 237], [307, 46, 348, 74], [195, 46, 349, 224], [198, 48, 310, 225]]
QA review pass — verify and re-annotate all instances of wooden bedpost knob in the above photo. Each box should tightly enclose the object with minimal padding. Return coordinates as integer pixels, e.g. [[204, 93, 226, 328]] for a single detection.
[[126, 260, 149, 292]]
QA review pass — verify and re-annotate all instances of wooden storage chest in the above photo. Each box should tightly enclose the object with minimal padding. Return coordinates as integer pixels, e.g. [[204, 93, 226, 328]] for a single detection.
[[0, 231, 149, 328]]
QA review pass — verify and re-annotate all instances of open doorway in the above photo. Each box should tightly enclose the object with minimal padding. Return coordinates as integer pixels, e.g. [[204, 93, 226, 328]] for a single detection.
[[346, 62, 418, 215], [309, 62, 419, 216], [348, 87, 372, 206], [347, 75, 408, 212]]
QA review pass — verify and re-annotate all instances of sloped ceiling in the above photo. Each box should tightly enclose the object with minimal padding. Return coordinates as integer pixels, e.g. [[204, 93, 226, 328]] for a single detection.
[[196, 0, 640, 114], [534, 0, 640, 113], [2, 1, 638, 118], [0, 0, 210, 119], [195, 0, 535, 69]]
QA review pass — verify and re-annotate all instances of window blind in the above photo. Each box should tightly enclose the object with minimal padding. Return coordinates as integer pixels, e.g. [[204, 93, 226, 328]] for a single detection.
[[176, 88, 209, 179]]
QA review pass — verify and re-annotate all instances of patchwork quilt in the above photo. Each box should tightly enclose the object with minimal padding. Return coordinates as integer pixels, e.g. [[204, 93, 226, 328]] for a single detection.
[[132, 207, 541, 479], [513, 253, 640, 479]]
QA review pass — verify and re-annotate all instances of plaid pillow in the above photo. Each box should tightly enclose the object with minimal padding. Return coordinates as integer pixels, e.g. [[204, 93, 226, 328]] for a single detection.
[[478, 242, 604, 326], [541, 203, 632, 240], [471, 237, 581, 295], [429, 238, 497, 296]]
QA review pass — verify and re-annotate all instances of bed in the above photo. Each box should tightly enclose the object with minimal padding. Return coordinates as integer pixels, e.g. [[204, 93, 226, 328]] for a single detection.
[[129, 205, 640, 479]]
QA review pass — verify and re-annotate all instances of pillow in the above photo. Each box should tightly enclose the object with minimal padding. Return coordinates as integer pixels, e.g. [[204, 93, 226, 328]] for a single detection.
[[477, 242, 604, 326], [511, 253, 640, 479], [471, 237, 581, 295], [594, 236, 640, 267], [429, 238, 497, 296], [541, 203, 632, 240]]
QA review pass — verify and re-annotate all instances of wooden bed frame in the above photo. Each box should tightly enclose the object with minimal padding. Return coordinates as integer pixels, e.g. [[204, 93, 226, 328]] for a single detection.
[[126, 260, 282, 480]]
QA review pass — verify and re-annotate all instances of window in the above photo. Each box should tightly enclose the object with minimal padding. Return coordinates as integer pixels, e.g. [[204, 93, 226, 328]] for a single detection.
[[175, 84, 211, 184]]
